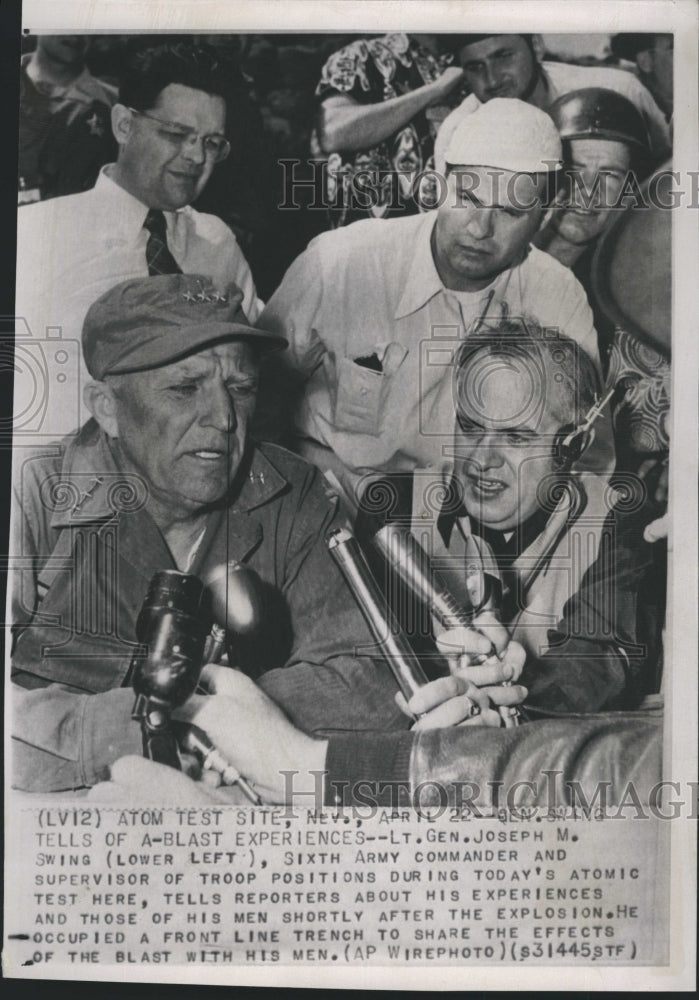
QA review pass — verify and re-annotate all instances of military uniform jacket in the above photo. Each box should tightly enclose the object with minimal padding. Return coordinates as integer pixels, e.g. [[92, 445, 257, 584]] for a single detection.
[[11, 422, 407, 791]]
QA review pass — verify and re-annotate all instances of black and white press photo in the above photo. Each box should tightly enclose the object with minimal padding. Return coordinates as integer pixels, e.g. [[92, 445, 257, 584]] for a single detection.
[[3, 0, 697, 991]]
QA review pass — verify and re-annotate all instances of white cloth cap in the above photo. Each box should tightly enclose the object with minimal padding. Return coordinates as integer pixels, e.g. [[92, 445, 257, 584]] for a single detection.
[[444, 98, 562, 172]]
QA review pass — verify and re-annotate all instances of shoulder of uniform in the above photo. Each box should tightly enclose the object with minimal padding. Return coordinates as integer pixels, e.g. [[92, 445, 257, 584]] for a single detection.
[[13, 443, 67, 498], [256, 441, 318, 481]]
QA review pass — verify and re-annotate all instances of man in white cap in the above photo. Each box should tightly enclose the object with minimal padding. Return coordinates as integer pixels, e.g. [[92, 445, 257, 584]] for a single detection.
[[260, 98, 612, 513]]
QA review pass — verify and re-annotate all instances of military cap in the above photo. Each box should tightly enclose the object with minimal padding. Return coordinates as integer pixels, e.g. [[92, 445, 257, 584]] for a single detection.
[[82, 274, 286, 379]]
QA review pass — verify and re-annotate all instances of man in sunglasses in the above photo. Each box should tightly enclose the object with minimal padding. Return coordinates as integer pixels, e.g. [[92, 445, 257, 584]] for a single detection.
[[16, 42, 262, 442]]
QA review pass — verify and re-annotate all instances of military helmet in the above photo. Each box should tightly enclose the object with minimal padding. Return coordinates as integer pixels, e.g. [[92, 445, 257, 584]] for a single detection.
[[549, 87, 650, 151]]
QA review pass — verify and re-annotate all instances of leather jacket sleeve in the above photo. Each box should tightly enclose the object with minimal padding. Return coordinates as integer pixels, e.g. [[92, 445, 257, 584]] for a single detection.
[[325, 707, 662, 808]]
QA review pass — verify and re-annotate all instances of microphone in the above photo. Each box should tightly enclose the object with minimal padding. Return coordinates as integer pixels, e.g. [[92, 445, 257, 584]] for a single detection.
[[202, 560, 265, 664], [127, 569, 265, 802], [373, 523, 478, 630], [373, 524, 519, 728], [326, 527, 429, 702], [128, 570, 210, 768]]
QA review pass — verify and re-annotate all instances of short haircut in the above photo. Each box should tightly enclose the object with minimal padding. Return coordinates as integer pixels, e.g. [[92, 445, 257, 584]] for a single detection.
[[445, 33, 535, 58], [453, 315, 600, 430], [119, 42, 244, 114]]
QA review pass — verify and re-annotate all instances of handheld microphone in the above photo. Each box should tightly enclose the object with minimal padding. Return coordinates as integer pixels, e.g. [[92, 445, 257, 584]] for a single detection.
[[128, 570, 210, 768], [127, 568, 264, 802], [202, 561, 265, 664], [373, 523, 478, 629], [326, 527, 429, 702], [374, 525, 519, 728]]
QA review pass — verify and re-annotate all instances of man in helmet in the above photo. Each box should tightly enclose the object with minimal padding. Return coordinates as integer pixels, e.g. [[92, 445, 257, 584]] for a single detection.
[[536, 88, 670, 691], [535, 88, 668, 423], [536, 88, 651, 285], [434, 34, 670, 175]]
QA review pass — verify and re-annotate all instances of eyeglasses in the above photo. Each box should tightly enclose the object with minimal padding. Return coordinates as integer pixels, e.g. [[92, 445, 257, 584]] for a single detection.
[[129, 108, 231, 163]]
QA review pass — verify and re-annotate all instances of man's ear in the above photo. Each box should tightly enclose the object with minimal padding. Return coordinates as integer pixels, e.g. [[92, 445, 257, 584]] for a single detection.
[[530, 35, 545, 64], [111, 103, 133, 146], [84, 380, 120, 438]]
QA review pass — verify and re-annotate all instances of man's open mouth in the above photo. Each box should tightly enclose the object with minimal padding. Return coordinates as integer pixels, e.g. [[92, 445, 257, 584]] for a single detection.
[[191, 449, 227, 461], [467, 474, 507, 498]]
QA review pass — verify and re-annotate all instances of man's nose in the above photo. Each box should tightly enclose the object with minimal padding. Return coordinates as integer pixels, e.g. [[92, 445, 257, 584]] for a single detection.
[[471, 432, 504, 468], [201, 383, 237, 433], [465, 206, 495, 240], [484, 60, 501, 90], [181, 134, 208, 165], [571, 168, 600, 207]]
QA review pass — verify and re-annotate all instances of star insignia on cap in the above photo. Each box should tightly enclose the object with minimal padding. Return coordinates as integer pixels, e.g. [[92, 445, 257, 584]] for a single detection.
[[186, 280, 227, 304], [85, 111, 104, 137]]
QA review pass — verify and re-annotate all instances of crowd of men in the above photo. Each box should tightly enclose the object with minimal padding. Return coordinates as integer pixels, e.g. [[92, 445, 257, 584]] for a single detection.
[[12, 34, 671, 805]]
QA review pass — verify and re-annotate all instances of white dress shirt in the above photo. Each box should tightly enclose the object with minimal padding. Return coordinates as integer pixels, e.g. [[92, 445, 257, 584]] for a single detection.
[[15, 167, 262, 442], [260, 211, 613, 507]]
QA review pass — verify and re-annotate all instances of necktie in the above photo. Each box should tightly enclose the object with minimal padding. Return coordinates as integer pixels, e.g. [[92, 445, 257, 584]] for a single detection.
[[143, 209, 182, 275]]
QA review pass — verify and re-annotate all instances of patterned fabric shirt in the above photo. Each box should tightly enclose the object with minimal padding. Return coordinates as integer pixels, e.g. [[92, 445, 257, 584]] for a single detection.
[[314, 33, 467, 227]]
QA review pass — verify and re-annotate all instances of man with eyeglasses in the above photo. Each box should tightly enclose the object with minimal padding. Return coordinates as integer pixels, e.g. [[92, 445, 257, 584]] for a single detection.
[[16, 42, 262, 443]]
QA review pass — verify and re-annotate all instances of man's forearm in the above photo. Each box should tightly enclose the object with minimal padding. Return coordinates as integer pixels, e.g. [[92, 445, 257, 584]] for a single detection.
[[12, 684, 141, 792], [316, 85, 441, 154]]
